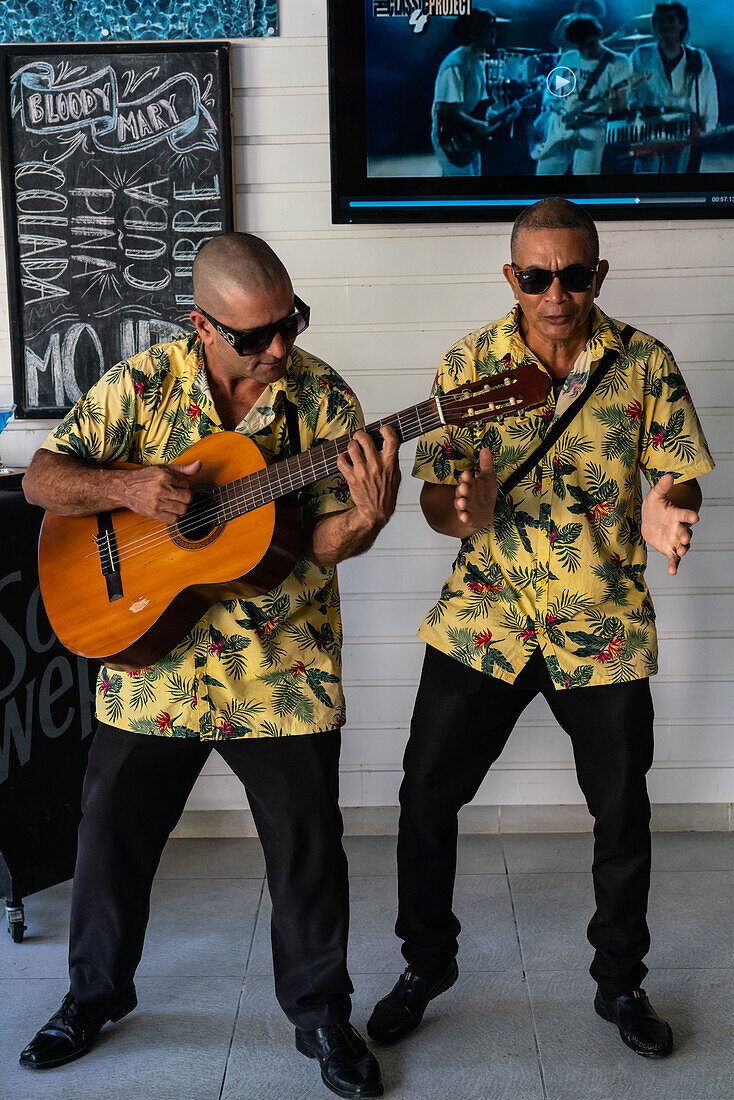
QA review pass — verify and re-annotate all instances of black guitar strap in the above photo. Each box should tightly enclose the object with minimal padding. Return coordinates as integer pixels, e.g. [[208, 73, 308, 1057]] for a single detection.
[[578, 49, 614, 102], [283, 396, 301, 458], [282, 396, 304, 507], [496, 323, 635, 503]]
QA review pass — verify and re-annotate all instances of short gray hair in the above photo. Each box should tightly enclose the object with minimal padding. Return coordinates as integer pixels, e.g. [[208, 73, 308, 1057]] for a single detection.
[[510, 198, 599, 262]]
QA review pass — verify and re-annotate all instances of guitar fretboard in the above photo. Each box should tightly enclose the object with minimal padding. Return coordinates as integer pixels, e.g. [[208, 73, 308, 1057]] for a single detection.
[[214, 398, 443, 521]]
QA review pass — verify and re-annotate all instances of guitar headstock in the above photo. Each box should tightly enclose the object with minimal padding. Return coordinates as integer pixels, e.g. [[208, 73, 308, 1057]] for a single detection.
[[437, 363, 550, 428]]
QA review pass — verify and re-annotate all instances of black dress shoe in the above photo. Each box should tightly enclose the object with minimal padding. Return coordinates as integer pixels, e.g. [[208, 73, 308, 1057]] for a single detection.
[[367, 959, 458, 1045], [295, 1021, 383, 1098], [594, 987, 673, 1057], [19, 986, 138, 1070]]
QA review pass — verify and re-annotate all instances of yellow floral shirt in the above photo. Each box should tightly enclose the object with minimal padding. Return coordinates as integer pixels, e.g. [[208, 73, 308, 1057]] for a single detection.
[[413, 305, 715, 689], [42, 332, 364, 738]]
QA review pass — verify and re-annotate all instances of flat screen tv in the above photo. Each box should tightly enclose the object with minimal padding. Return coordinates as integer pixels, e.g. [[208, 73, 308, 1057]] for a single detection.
[[328, 0, 734, 222]]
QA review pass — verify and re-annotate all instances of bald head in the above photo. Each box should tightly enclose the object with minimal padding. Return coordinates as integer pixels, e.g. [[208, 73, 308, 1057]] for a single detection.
[[511, 198, 599, 264], [193, 232, 291, 315]]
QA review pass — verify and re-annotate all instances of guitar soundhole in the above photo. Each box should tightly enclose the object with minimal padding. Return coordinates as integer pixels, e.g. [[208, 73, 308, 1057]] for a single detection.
[[171, 488, 224, 550]]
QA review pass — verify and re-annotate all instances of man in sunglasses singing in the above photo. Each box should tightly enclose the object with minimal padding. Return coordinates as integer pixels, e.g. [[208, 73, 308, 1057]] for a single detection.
[[368, 197, 713, 1061], [20, 232, 399, 1098]]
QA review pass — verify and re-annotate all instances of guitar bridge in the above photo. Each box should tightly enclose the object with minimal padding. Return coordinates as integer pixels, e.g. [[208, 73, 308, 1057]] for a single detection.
[[95, 512, 124, 602]]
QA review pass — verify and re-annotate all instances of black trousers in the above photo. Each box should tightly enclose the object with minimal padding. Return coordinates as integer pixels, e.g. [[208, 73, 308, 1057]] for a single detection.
[[68, 723, 352, 1029], [397, 646, 654, 996]]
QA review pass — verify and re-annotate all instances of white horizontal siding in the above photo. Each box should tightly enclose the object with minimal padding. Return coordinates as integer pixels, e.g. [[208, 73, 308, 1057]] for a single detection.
[[2, 0, 732, 812]]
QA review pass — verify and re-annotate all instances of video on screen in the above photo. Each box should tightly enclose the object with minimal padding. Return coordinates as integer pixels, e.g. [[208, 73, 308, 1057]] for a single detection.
[[365, 0, 734, 182]]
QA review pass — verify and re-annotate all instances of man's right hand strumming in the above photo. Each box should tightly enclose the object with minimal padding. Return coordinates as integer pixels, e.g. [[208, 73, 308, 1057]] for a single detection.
[[22, 447, 201, 524]]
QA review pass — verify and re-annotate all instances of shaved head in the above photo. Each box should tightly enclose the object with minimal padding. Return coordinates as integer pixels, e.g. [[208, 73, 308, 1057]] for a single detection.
[[511, 198, 599, 263], [193, 232, 291, 315]]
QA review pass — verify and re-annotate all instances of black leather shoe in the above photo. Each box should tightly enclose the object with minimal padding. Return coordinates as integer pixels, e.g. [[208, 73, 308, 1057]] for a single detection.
[[367, 959, 458, 1045], [295, 1022, 383, 1098], [594, 987, 673, 1057], [19, 986, 138, 1070]]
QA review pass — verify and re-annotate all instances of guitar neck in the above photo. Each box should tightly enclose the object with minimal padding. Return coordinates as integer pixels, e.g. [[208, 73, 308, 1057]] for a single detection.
[[219, 397, 443, 517]]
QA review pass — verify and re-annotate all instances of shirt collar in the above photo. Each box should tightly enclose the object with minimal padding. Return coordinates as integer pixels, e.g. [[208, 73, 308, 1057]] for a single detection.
[[188, 339, 296, 435]]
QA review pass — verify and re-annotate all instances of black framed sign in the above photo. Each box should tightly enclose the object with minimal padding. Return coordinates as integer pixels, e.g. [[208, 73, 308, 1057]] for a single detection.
[[0, 42, 234, 418]]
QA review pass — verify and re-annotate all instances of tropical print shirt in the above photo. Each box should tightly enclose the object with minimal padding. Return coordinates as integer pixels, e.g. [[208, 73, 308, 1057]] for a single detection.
[[42, 332, 364, 738], [413, 305, 714, 689]]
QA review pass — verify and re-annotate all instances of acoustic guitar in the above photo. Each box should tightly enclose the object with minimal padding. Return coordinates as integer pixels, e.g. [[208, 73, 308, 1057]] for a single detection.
[[38, 363, 549, 670]]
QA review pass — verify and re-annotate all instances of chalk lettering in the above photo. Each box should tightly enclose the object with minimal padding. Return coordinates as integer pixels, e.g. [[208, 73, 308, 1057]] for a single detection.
[[18, 233, 66, 256], [62, 324, 102, 402], [123, 235, 167, 261], [171, 208, 222, 233], [123, 179, 168, 208], [159, 95, 179, 125], [69, 187, 115, 217], [20, 257, 69, 304], [174, 175, 220, 201], [172, 237, 210, 261], [123, 265, 171, 291], [25, 333, 62, 407]]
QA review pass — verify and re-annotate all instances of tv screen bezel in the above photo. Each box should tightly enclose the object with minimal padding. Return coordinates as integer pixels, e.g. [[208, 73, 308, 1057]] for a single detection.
[[327, 1, 734, 224]]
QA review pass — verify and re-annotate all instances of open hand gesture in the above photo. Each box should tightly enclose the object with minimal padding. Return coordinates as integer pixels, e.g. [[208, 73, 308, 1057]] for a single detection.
[[641, 473, 699, 576], [454, 447, 497, 533]]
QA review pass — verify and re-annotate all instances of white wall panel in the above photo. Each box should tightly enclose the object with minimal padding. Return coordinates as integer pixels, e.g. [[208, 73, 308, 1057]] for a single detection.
[[2, 0, 732, 812]]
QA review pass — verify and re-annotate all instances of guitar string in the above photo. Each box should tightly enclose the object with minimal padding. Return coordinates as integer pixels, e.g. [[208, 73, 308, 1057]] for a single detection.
[[86, 404, 438, 564], [86, 381, 534, 566], [87, 387, 535, 567]]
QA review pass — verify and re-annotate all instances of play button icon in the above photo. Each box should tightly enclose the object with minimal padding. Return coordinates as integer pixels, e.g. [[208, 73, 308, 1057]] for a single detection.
[[547, 66, 576, 97]]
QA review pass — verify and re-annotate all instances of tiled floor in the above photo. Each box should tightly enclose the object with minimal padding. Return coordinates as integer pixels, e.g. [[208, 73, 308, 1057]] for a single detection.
[[2, 832, 734, 1100]]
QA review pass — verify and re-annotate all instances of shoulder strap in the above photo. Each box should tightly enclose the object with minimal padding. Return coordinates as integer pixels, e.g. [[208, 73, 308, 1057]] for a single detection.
[[281, 396, 303, 507], [496, 323, 635, 503], [578, 49, 613, 101], [283, 397, 301, 457], [685, 45, 704, 78]]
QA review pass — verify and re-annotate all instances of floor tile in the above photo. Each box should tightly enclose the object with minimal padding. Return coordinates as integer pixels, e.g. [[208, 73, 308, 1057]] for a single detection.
[[1, 975, 242, 1100], [246, 873, 522, 978], [342, 833, 506, 876], [646, 871, 734, 971], [456, 833, 507, 874], [0, 881, 72, 979], [502, 832, 734, 875], [508, 872, 594, 972], [502, 833, 594, 873], [158, 837, 266, 879], [650, 832, 734, 872], [529, 969, 734, 1100], [137, 876, 264, 978], [342, 834, 398, 876], [222, 971, 545, 1100]]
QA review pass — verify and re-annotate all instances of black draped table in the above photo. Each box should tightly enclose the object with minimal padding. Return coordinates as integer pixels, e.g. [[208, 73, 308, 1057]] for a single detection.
[[0, 482, 97, 942]]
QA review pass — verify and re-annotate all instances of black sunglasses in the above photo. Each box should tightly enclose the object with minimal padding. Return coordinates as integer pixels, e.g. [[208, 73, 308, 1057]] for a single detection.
[[195, 295, 310, 355], [511, 263, 599, 295]]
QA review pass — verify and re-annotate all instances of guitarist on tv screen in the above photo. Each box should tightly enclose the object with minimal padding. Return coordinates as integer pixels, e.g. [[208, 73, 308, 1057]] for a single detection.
[[431, 6, 524, 176], [533, 14, 631, 175], [19, 233, 399, 1099]]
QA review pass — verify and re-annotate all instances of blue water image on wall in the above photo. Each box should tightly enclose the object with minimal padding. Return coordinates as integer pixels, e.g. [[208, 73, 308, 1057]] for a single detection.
[[0, 0, 278, 42]]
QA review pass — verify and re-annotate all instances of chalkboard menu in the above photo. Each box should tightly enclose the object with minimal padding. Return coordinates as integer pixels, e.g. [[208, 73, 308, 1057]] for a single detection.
[[0, 42, 233, 418]]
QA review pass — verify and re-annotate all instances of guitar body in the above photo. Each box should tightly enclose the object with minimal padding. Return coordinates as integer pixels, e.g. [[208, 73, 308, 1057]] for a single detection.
[[38, 432, 303, 671]]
